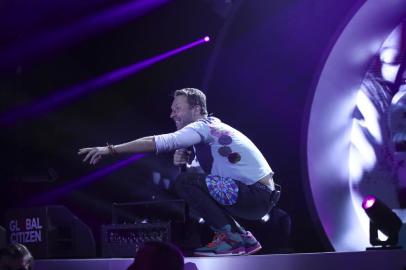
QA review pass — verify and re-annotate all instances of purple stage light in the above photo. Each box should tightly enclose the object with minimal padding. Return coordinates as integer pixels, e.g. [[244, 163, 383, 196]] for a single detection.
[[0, 36, 210, 127], [0, 0, 170, 69], [204, 36, 210, 42], [362, 195, 376, 209], [25, 153, 145, 205]]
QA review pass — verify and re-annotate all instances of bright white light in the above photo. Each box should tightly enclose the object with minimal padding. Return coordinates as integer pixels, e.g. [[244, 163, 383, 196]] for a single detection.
[[364, 198, 375, 209], [380, 47, 398, 64], [198, 218, 205, 224], [349, 116, 378, 184], [261, 214, 270, 222], [350, 119, 377, 172], [204, 36, 210, 42], [381, 63, 400, 82], [349, 143, 364, 183], [377, 230, 389, 241], [356, 90, 382, 144]]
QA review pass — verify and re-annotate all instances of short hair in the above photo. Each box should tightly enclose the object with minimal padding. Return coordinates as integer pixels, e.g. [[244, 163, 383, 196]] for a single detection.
[[174, 88, 208, 116], [127, 241, 184, 270]]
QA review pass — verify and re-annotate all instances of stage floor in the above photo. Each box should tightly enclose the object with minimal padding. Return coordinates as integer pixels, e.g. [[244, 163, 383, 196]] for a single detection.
[[35, 249, 406, 270]]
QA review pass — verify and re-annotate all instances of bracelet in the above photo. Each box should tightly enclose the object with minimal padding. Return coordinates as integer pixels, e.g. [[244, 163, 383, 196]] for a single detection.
[[106, 143, 117, 156]]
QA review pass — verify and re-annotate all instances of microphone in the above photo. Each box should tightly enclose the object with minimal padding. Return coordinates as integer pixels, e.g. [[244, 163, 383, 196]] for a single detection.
[[179, 147, 195, 172]]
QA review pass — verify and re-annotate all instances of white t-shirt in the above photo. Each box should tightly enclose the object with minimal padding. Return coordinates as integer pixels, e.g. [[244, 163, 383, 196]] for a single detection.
[[154, 117, 273, 185]]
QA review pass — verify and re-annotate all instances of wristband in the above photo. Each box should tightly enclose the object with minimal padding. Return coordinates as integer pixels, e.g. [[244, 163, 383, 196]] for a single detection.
[[106, 143, 117, 156]]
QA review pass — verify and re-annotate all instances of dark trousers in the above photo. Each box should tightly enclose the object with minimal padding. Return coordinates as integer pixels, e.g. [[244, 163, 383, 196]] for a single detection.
[[174, 172, 273, 232]]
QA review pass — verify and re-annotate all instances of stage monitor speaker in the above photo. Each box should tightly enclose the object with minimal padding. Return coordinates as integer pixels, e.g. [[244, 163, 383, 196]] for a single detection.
[[112, 200, 186, 224], [101, 222, 171, 257], [0, 225, 6, 248], [5, 205, 96, 259]]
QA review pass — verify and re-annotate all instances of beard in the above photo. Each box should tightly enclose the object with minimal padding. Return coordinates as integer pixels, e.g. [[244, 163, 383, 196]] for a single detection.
[[174, 117, 193, 130]]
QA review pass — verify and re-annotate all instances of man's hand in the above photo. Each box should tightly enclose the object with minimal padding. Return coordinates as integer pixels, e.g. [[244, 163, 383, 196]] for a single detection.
[[173, 149, 191, 166], [78, 146, 109, 165]]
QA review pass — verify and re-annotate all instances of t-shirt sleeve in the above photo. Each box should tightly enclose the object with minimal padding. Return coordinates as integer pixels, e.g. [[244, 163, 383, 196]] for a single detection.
[[154, 121, 210, 154]]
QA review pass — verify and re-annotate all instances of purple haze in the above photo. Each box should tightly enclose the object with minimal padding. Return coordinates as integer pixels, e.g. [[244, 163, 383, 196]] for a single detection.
[[25, 153, 145, 205], [0, 0, 170, 69], [0, 36, 210, 126]]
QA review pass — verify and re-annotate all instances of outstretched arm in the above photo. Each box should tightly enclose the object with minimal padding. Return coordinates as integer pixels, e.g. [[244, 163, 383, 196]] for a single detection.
[[78, 126, 202, 165], [114, 136, 156, 154], [78, 136, 156, 165]]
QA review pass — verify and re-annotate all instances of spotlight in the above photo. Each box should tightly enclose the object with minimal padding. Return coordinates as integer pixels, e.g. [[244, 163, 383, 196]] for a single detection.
[[204, 36, 210, 42], [362, 195, 402, 250], [261, 213, 270, 223]]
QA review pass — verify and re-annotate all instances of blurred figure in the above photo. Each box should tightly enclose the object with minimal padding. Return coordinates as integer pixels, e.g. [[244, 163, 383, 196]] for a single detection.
[[126, 241, 184, 270], [0, 243, 34, 270], [353, 22, 406, 208]]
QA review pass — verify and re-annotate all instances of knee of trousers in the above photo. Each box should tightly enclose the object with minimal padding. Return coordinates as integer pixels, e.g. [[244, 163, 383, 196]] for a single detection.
[[173, 172, 193, 197]]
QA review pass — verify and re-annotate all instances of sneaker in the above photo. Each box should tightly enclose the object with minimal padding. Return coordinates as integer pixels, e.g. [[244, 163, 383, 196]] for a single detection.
[[193, 231, 222, 254], [194, 225, 245, 256], [242, 231, 262, 255]]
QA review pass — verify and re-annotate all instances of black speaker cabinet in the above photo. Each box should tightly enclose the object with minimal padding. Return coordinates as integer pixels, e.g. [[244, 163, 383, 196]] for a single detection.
[[101, 222, 171, 257]]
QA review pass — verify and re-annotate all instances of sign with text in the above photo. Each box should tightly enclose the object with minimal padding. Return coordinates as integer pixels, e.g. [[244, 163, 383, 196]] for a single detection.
[[5, 207, 49, 257], [5, 205, 96, 259]]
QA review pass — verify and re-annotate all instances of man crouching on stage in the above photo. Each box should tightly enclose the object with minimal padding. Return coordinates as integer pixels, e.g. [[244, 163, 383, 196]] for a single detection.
[[78, 88, 277, 256]]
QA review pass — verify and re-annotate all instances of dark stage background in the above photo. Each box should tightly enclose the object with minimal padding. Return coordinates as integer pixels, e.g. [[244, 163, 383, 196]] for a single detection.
[[0, 0, 359, 254]]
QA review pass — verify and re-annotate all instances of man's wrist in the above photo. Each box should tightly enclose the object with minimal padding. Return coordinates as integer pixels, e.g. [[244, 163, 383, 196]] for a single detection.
[[106, 143, 117, 155]]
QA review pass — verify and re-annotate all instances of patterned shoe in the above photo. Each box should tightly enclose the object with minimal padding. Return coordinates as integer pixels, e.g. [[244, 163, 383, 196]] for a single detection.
[[193, 231, 222, 254], [194, 225, 245, 256], [242, 231, 262, 255]]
